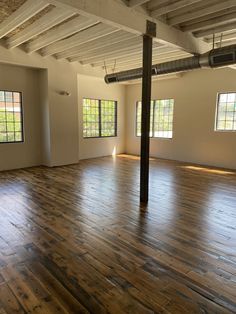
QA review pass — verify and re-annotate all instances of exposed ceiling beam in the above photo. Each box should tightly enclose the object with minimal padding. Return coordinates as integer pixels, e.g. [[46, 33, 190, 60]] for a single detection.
[[151, 0, 203, 18], [6, 7, 76, 49], [147, 0, 171, 11], [55, 31, 137, 59], [92, 47, 180, 68], [216, 38, 236, 46], [104, 51, 188, 69], [194, 22, 236, 38], [25, 16, 97, 53], [72, 42, 144, 64], [128, 0, 150, 8], [182, 12, 236, 32], [77, 44, 177, 65], [206, 31, 236, 43], [168, 0, 236, 26], [69, 36, 142, 62], [41, 23, 118, 56], [48, 0, 210, 54], [0, 0, 49, 39]]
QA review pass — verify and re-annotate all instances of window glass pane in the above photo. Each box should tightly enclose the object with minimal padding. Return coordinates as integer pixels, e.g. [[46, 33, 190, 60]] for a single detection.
[[14, 112, 21, 122], [14, 123, 22, 132], [0, 133, 7, 142], [101, 100, 116, 137], [0, 90, 23, 143], [83, 98, 99, 138], [216, 92, 236, 131], [219, 94, 227, 102], [83, 98, 117, 138], [15, 132, 22, 142], [13, 92, 21, 103], [0, 123, 7, 132], [153, 99, 174, 138], [7, 133, 15, 142]]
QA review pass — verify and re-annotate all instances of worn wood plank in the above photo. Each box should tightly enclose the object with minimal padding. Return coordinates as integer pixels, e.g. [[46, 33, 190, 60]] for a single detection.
[[0, 155, 236, 313]]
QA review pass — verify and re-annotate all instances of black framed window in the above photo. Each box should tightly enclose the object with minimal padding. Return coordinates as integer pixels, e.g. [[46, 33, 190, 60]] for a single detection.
[[136, 99, 174, 138], [0, 90, 23, 143], [83, 98, 117, 138], [215, 92, 236, 131]]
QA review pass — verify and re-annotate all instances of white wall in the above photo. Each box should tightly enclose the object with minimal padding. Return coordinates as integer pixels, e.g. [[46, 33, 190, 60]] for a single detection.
[[1, 43, 236, 171], [0, 63, 42, 171], [0, 45, 126, 170], [78, 75, 126, 160], [126, 67, 236, 169]]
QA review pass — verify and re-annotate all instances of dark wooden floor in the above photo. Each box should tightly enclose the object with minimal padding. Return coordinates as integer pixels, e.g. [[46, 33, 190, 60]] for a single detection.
[[0, 155, 236, 314]]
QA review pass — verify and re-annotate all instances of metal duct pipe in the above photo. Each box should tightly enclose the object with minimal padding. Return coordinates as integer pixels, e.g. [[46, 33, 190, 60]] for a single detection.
[[105, 44, 236, 84]]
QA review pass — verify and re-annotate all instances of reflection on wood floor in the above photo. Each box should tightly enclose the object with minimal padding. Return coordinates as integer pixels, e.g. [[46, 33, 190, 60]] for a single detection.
[[0, 155, 236, 313]]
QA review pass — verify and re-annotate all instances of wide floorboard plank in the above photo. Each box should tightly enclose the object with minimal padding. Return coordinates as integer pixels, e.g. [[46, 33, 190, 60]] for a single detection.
[[0, 155, 236, 313]]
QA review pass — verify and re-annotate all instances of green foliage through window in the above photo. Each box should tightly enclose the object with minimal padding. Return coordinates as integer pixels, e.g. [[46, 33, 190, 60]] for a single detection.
[[83, 98, 117, 138], [216, 93, 236, 131], [0, 90, 23, 143], [136, 99, 174, 138]]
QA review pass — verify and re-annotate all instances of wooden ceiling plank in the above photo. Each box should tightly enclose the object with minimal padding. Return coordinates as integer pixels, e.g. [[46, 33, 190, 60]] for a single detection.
[[183, 12, 236, 32], [6, 7, 76, 49], [128, 0, 150, 8], [55, 31, 137, 59], [26, 15, 98, 53], [0, 0, 49, 39], [48, 0, 210, 54], [40, 23, 118, 56], [194, 22, 236, 37], [169, 0, 236, 26], [151, 0, 203, 18]]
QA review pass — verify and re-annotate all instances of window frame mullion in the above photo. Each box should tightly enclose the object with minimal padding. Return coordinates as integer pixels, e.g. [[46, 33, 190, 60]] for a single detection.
[[152, 100, 155, 138], [99, 99, 102, 137]]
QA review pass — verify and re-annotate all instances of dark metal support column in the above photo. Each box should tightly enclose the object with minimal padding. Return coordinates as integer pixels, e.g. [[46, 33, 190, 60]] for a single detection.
[[140, 21, 155, 203]]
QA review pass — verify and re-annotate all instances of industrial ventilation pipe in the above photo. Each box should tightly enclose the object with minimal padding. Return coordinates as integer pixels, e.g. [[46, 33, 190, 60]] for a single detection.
[[104, 44, 236, 84]]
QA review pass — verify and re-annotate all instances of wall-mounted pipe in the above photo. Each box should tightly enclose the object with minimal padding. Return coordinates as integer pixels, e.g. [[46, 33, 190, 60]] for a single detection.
[[105, 44, 236, 84]]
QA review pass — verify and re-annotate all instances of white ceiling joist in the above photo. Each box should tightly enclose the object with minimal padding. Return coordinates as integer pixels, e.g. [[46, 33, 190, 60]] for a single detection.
[[100, 51, 185, 70], [67, 37, 142, 62], [147, 0, 169, 10], [183, 12, 236, 32], [0, 0, 49, 39], [93, 48, 187, 68], [73, 42, 144, 64], [151, 0, 203, 18], [41, 23, 118, 56], [48, 0, 210, 54], [194, 22, 236, 38], [6, 7, 76, 49], [25, 16, 97, 53], [217, 38, 236, 46], [206, 31, 236, 43], [128, 0, 149, 8], [55, 31, 137, 60], [78, 44, 176, 65], [169, 0, 236, 26]]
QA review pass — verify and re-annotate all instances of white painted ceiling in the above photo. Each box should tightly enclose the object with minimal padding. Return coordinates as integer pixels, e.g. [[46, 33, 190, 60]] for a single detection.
[[0, 0, 235, 74]]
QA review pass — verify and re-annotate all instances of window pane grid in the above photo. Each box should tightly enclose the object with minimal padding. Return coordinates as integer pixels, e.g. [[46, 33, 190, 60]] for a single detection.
[[216, 93, 236, 131], [83, 98, 117, 138], [136, 99, 174, 138], [0, 90, 23, 143], [101, 100, 117, 137]]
